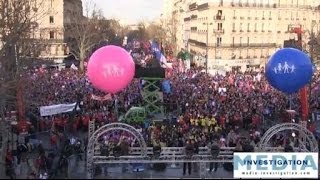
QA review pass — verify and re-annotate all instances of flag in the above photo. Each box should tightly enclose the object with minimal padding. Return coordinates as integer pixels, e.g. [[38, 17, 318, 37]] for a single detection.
[[299, 86, 309, 121], [162, 80, 171, 93], [70, 64, 78, 70], [150, 40, 168, 67]]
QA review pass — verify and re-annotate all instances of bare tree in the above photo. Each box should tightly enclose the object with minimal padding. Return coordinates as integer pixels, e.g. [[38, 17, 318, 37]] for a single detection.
[[166, 13, 178, 52], [0, 0, 47, 118], [146, 23, 166, 42], [65, 3, 119, 72]]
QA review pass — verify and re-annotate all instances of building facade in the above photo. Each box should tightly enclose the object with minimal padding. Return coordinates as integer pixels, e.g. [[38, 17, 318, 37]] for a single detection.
[[35, 0, 83, 61], [164, 0, 320, 72]]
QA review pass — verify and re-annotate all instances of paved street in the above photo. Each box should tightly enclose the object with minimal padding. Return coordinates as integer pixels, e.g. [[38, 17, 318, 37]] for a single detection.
[[1, 129, 318, 179], [80, 163, 233, 179]]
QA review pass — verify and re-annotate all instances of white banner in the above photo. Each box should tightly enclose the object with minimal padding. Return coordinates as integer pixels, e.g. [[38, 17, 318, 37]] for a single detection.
[[40, 103, 79, 117], [91, 94, 112, 101]]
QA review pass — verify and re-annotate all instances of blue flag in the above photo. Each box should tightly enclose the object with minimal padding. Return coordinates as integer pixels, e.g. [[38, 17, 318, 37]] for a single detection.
[[150, 40, 167, 64], [162, 80, 171, 93]]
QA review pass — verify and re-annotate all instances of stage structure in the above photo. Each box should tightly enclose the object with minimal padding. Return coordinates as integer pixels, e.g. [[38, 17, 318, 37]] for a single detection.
[[86, 123, 148, 178], [86, 123, 235, 179], [259, 122, 319, 152], [87, 123, 316, 179]]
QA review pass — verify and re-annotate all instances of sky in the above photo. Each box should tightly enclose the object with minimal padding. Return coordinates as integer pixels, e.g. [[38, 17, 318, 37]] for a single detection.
[[83, 0, 164, 24]]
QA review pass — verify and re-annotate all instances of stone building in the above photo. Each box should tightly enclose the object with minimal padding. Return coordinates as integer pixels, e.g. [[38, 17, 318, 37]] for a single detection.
[[35, 0, 83, 61], [163, 0, 320, 72]]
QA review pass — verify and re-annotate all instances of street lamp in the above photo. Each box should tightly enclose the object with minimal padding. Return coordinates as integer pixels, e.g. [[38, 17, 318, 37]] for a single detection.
[[307, 31, 318, 111], [203, 22, 213, 73], [301, 21, 318, 121]]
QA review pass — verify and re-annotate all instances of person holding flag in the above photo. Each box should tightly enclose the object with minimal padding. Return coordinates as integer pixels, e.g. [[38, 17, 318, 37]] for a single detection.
[[150, 40, 170, 68]]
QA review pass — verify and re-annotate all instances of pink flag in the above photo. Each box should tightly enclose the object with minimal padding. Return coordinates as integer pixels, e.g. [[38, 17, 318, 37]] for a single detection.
[[228, 76, 234, 85], [264, 84, 270, 93], [178, 61, 184, 73]]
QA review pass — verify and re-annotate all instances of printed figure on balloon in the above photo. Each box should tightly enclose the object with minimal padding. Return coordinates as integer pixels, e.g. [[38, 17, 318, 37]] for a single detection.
[[266, 48, 313, 94], [273, 62, 295, 74], [103, 64, 124, 78]]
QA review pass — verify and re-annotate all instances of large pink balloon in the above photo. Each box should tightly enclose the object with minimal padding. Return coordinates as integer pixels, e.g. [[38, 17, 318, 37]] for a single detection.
[[87, 45, 135, 94]]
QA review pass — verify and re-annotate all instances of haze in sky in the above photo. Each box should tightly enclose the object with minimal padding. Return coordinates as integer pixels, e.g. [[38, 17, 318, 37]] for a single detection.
[[83, 0, 164, 24]]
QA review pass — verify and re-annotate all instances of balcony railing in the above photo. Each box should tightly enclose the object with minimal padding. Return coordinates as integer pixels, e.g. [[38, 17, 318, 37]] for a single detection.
[[249, 43, 277, 47], [213, 29, 225, 34], [190, 43, 277, 48], [213, 16, 225, 20], [227, 2, 278, 8], [228, 43, 277, 48]]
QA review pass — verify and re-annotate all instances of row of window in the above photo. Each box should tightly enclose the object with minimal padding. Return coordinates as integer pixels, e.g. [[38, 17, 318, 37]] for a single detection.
[[190, 22, 304, 32], [231, 0, 308, 6], [233, 9, 309, 19], [196, 9, 310, 21], [189, 36, 277, 47], [45, 44, 67, 52], [195, 16, 308, 22]]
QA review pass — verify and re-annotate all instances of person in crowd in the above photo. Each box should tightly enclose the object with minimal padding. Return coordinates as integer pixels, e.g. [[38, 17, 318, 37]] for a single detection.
[[183, 140, 194, 175], [209, 137, 220, 172]]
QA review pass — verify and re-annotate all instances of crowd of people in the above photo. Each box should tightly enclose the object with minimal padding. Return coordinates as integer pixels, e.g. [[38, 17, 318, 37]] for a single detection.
[[19, 59, 319, 144], [3, 48, 319, 178]]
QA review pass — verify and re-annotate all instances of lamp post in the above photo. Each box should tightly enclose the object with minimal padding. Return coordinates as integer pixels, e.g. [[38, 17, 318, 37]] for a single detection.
[[203, 22, 213, 73], [307, 29, 318, 115]]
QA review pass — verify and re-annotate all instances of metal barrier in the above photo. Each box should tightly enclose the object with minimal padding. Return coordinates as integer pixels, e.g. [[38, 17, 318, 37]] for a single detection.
[[94, 146, 292, 157]]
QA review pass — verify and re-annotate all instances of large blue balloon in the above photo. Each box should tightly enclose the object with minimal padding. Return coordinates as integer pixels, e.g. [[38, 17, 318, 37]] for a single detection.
[[266, 48, 313, 94]]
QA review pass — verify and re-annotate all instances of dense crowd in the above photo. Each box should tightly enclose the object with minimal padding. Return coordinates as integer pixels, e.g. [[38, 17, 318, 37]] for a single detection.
[[21, 61, 320, 144], [3, 54, 319, 178]]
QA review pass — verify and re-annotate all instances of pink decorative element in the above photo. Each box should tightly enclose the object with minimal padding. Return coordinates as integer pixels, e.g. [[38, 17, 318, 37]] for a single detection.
[[87, 45, 135, 94]]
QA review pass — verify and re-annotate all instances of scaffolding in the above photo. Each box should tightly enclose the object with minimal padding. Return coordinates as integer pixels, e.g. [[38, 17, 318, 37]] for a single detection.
[[141, 77, 164, 116]]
